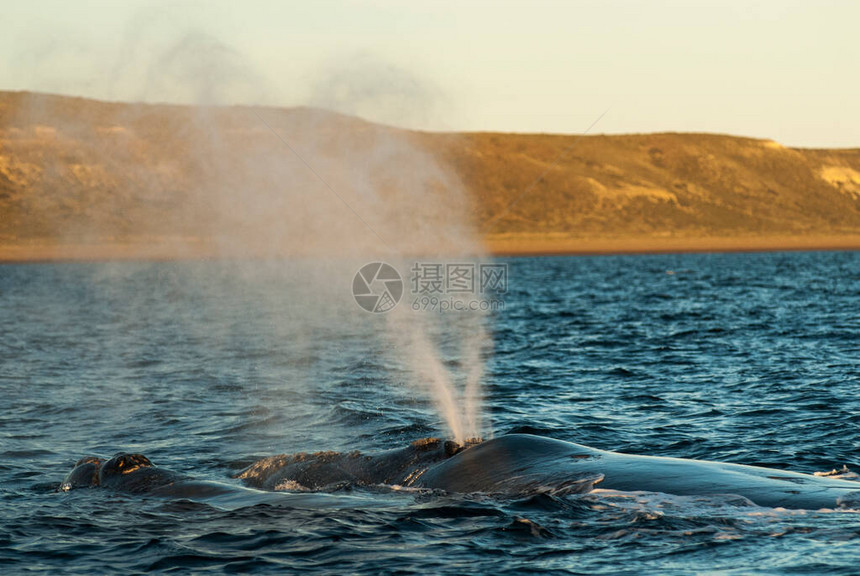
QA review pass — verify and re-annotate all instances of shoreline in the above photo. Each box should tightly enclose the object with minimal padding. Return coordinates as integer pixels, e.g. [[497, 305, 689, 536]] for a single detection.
[[483, 233, 860, 256], [2, 234, 860, 263]]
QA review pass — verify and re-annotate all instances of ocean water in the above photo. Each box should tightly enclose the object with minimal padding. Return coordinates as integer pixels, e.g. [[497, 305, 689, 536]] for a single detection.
[[1, 250, 859, 574]]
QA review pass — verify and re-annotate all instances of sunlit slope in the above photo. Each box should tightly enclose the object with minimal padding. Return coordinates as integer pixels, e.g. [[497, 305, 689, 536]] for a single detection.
[[424, 132, 860, 237]]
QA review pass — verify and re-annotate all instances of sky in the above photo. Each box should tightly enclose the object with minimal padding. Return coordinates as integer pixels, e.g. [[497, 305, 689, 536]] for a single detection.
[[1, 0, 858, 147]]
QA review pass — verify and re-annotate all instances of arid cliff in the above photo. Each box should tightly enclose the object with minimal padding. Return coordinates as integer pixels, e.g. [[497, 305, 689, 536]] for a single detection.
[[2, 91, 859, 260]]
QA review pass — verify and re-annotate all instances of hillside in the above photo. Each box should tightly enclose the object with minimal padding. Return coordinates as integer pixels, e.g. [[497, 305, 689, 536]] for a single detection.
[[1, 91, 859, 260]]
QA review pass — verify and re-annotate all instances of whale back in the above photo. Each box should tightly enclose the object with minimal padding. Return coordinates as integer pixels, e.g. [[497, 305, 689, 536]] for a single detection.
[[236, 438, 463, 490], [417, 434, 860, 509], [414, 434, 604, 495], [592, 449, 860, 509]]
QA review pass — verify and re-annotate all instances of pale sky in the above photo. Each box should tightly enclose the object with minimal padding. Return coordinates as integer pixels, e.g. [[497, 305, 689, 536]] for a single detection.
[[1, 0, 858, 147]]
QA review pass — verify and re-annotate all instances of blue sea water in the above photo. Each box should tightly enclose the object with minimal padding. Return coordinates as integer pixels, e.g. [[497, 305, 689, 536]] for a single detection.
[[1, 250, 859, 574]]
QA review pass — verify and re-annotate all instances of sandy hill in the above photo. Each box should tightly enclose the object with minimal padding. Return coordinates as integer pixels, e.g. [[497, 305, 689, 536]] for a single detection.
[[1, 91, 859, 260]]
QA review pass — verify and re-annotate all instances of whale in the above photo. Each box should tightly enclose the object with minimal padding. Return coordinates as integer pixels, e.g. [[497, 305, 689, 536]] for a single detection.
[[237, 434, 860, 510], [62, 435, 860, 511]]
